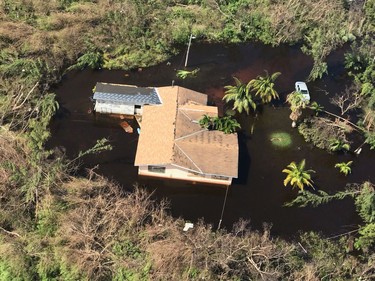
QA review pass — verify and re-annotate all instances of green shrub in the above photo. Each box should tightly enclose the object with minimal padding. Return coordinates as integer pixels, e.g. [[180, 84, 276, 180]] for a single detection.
[[2, 0, 36, 23], [365, 131, 375, 150], [68, 51, 104, 70], [0, 242, 37, 281], [298, 117, 349, 151]]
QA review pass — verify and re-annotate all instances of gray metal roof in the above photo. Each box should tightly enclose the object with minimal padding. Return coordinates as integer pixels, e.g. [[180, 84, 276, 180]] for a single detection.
[[93, 83, 162, 105]]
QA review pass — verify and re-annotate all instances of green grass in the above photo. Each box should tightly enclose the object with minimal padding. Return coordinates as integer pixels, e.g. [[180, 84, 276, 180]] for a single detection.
[[270, 131, 292, 148]]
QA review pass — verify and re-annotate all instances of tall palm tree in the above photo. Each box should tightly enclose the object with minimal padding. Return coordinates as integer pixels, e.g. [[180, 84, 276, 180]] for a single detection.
[[223, 77, 256, 114], [286, 91, 309, 127], [247, 71, 281, 103], [286, 91, 309, 112], [282, 159, 315, 191]]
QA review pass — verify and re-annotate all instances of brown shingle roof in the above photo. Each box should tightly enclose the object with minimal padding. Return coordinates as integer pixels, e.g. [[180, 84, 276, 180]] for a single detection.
[[134, 86, 177, 165], [175, 131, 238, 177], [134, 86, 238, 178]]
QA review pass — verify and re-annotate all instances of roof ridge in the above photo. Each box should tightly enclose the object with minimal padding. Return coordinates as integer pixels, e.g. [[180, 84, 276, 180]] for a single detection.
[[97, 82, 138, 88], [179, 108, 192, 122], [180, 107, 210, 112], [170, 86, 180, 162], [172, 86, 180, 138], [174, 142, 202, 173], [175, 128, 207, 142]]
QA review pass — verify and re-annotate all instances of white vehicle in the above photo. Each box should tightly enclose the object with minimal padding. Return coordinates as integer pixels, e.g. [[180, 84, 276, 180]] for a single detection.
[[295, 81, 310, 102]]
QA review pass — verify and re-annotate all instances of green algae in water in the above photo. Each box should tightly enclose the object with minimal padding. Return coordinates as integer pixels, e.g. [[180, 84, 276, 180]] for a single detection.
[[270, 131, 292, 148]]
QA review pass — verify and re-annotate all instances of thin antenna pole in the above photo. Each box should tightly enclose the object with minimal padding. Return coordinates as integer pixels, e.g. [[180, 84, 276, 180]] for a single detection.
[[184, 34, 194, 67], [217, 185, 230, 231]]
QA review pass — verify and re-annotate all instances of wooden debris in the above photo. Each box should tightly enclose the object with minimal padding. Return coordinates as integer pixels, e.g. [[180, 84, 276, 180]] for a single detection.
[[120, 121, 133, 133]]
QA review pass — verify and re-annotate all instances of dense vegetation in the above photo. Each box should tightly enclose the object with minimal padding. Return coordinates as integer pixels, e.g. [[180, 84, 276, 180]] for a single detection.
[[1, 0, 374, 280]]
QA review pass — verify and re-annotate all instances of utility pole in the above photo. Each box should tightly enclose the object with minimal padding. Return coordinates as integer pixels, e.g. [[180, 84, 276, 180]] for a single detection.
[[217, 185, 230, 231], [184, 34, 195, 67]]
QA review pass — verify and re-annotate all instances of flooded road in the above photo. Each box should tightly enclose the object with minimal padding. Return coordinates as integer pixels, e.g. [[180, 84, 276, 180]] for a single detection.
[[48, 42, 374, 238]]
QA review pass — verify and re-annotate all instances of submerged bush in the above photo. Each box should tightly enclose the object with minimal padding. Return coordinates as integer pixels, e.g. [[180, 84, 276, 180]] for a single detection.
[[298, 117, 350, 151], [270, 131, 292, 148]]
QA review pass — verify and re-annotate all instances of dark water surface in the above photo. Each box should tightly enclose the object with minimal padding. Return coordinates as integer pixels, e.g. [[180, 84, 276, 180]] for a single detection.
[[48, 43, 375, 238]]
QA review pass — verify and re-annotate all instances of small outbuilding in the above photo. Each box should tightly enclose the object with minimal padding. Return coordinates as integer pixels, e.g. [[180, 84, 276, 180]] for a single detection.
[[92, 82, 162, 115]]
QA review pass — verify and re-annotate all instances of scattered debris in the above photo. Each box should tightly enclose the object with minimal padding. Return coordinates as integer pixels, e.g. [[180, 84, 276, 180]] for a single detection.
[[120, 121, 133, 133], [183, 222, 194, 232], [109, 114, 134, 120]]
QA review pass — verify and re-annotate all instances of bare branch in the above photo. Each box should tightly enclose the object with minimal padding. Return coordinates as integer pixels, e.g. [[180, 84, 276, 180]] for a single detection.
[[0, 226, 21, 238], [12, 82, 39, 110], [330, 86, 363, 115]]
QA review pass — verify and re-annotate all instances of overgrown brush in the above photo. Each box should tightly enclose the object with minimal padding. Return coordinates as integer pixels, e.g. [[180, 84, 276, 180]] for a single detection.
[[1, 0, 369, 80], [1, 146, 374, 280]]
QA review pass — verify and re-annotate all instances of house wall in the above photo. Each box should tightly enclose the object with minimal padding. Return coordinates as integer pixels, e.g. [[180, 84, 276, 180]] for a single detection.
[[94, 101, 135, 115], [134, 105, 143, 115], [138, 164, 232, 186]]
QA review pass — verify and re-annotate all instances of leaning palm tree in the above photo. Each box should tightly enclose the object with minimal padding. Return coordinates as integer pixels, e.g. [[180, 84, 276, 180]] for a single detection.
[[223, 77, 256, 114], [282, 159, 315, 191], [309, 101, 324, 116], [211, 116, 221, 131], [247, 71, 281, 103], [199, 114, 213, 129], [176, 68, 200, 79], [199, 115, 240, 134], [216, 116, 241, 134]]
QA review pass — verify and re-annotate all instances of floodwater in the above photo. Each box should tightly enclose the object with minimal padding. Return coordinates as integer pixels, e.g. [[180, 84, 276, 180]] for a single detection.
[[48, 42, 375, 238]]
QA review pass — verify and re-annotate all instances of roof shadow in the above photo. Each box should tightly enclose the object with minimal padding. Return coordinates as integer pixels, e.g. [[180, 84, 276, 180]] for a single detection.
[[232, 132, 251, 185]]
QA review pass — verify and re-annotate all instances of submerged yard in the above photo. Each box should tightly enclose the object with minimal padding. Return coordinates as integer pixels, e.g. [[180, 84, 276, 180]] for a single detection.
[[48, 42, 375, 237]]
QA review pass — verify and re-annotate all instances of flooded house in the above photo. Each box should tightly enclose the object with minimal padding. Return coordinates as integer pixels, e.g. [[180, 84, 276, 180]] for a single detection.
[[134, 86, 238, 186], [92, 83, 238, 185]]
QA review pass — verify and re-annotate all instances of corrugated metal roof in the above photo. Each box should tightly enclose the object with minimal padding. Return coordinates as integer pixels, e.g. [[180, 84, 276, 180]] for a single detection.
[[93, 83, 162, 105]]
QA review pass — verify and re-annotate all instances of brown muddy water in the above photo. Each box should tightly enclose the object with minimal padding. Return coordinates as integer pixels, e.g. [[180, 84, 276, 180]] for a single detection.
[[48, 43, 375, 238]]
